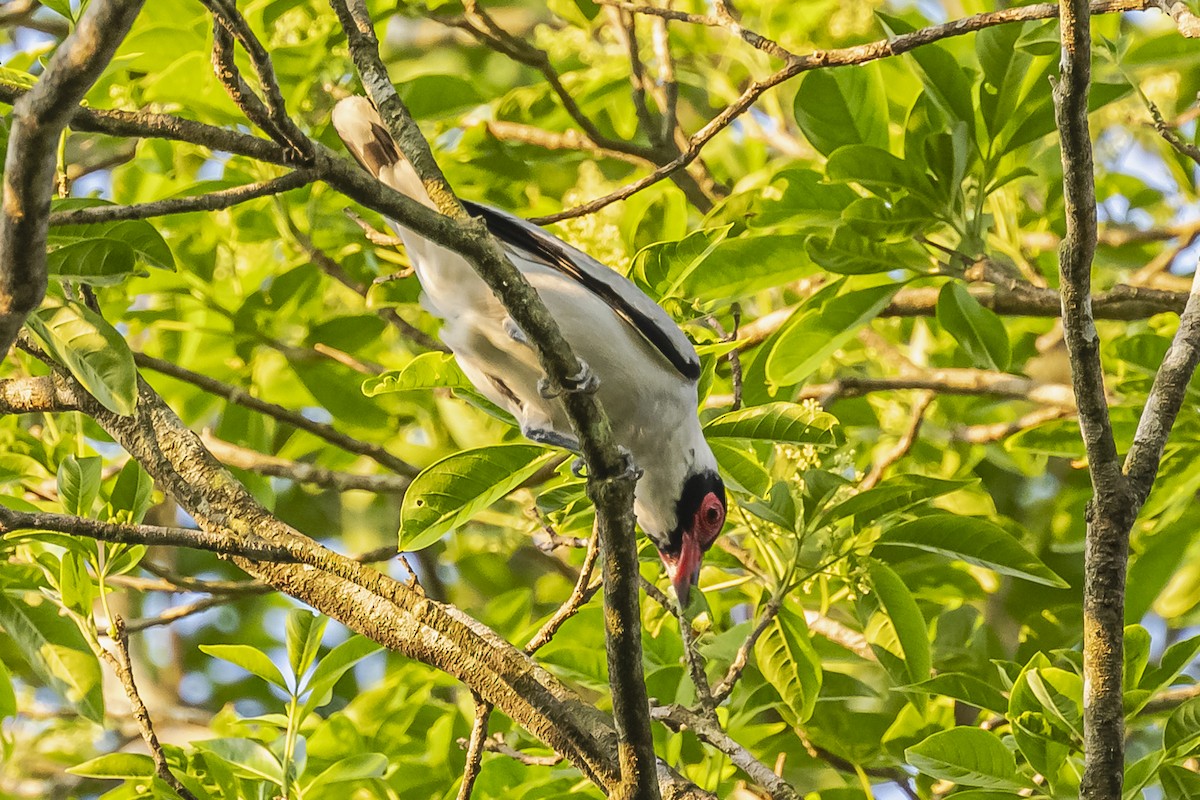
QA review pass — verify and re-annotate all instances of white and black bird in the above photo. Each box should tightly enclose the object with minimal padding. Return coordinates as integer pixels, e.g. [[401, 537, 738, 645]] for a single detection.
[[333, 97, 725, 601]]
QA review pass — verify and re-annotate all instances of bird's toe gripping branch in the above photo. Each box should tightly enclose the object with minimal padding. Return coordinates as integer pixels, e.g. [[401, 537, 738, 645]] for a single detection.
[[538, 360, 600, 399], [571, 446, 642, 481]]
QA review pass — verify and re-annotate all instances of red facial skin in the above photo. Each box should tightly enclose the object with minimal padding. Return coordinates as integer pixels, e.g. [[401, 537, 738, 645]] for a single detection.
[[661, 491, 725, 604]]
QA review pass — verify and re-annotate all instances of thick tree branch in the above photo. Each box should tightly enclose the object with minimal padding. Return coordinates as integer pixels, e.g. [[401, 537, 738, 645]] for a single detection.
[[45, 364, 709, 799], [328, 4, 657, 795], [0, 0, 146, 363], [1054, 3, 1133, 798]]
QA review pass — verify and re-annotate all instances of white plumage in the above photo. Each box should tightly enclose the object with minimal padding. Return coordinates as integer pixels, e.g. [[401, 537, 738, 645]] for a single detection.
[[333, 96, 725, 600]]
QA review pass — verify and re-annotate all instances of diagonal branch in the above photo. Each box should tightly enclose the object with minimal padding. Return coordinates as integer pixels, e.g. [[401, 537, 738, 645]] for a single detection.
[[328, 3, 657, 795], [0, 0, 146, 363], [532, 0, 1155, 223], [134, 352, 420, 476], [39, 360, 710, 798]]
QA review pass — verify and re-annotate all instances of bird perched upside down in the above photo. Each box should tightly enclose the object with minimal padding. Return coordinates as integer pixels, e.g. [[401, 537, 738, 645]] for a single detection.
[[333, 96, 725, 602]]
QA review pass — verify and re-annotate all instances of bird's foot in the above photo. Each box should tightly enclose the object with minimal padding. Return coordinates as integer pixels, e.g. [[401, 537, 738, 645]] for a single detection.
[[523, 426, 581, 453], [618, 446, 644, 481], [538, 360, 599, 399], [572, 447, 642, 481]]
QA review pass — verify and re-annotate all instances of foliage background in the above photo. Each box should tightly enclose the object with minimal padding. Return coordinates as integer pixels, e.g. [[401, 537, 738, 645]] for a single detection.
[[2, 0, 1200, 798]]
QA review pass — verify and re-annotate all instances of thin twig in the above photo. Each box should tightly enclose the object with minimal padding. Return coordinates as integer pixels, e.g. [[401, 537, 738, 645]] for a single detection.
[[124, 588, 273, 633], [651, 703, 799, 800], [456, 697, 493, 800], [525, 533, 602, 653], [200, 431, 410, 494], [134, 352, 419, 476], [200, 0, 313, 161], [98, 618, 199, 800], [47, 171, 315, 226], [711, 594, 782, 704], [860, 391, 934, 490], [0, 506, 299, 562], [531, 0, 1155, 223]]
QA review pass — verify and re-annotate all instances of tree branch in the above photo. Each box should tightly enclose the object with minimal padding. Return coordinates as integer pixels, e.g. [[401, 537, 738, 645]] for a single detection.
[[134, 352, 419, 477], [328, 4, 657, 795], [200, 431, 410, 494], [47, 171, 315, 226], [0, 0, 146, 363], [1054, 3, 1134, 797], [0, 506, 298, 562], [97, 618, 199, 800], [46, 363, 709, 798], [530, 0, 1155, 223], [651, 704, 799, 800]]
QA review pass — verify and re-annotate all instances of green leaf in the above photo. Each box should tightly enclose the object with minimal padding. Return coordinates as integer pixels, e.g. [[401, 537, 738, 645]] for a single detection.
[[58, 551, 95, 617], [25, 302, 138, 416], [709, 440, 772, 498], [679, 233, 816, 300], [67, 753, 156, 779], [632, 225, 732, 299], [754, 602, 822, 724], [842, 196, 930, 241], [1165, 697, 1200, 756], [866, 559, 931, 686], [300, 635, 382, 716], [764, 282, 900, 386], [902, 673, 1008, 715], [704, 402, 840, 447], [0, 658, 16, 720], [361, 351, 471, 396], [399, 444, 557, 552], [108, 460, 154, 524], [905, 727, 1030, 790], [1124, 624, 1151, 690], [826, 145, 932, 196], [58, 454, 102, 518], [0, 592, 104, 722], [46, 238, 138, 285], [1161, 765, 1200, 800], [39, 0, 73, 19], [936, 282, 1011, 371], [195, 738, 283, 784], [286, 609, 327, 679], [1019, 668, 1084, 742], [48, 204, 175, 272], [200, 644, 288, 690], [807, 227, 929, 275], [875, 514, 1068, 587], [794, 64, 889, 156], [818, 476, 970, 529], [301, 753, 388, 794]]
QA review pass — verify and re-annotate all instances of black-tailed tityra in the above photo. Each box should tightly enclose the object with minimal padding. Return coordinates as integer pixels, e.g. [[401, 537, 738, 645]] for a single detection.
[[332, 96, 725, 602]]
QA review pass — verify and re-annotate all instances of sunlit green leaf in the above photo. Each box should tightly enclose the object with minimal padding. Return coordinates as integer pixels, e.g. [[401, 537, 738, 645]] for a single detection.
[[25, 302, 138, 416]]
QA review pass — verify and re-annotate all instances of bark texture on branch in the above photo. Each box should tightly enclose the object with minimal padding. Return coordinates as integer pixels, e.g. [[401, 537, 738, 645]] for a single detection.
[[13, 364, 711, 799], [327, 3, 658, 795], [0, 0, 146, 363], [1053, 4, 1132, 798]]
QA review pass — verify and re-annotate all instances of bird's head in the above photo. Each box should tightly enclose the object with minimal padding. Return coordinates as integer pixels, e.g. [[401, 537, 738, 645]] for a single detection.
[[635, 441, 726, 605]]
